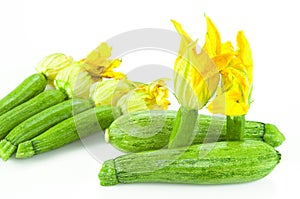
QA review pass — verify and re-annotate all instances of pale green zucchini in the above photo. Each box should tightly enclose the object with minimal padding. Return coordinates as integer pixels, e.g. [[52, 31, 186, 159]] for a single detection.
[[16, 106, 121, 159], [0, 73, 47, 116], [0, 90, 67, 140], [106, 110, 285, 152], [0, 99, 93, 161], [99, 140, 281, 186]]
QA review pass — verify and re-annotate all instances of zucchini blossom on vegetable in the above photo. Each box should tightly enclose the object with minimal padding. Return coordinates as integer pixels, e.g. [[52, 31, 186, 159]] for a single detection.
[[204, 17, 253, 116], [80, 42, 125, 81], [171, 20, 220, 110], [54, 42, 125, 99], [35, 53, 74, 84], [90, 79, 136, 106], [117, 79, 170, 114], [54, 62, 93, 99]]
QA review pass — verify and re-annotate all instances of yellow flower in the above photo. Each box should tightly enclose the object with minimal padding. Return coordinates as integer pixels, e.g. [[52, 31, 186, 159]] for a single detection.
[[117, 79, 170, 114], [204, 17, 253, 116], [80, 42, 125, 81], [172, 20, 220, 110]]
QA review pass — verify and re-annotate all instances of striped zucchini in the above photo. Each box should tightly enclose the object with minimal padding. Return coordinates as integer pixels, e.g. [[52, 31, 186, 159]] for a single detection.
[[16, 106, 121, 159], [0, 90, 67, 140], [0, 99, 93, 161], [106, 110, 285, 152], [0, 74, 47, 116], [99, 140, 281, 186]]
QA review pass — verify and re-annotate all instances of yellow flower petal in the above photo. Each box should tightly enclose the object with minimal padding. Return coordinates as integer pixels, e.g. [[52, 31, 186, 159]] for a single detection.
[[203, 16, 222, 57], [212, 53, 234, 72], [81, 42, 125, 81], [221, 41, 234, 54], [171, 20, 193, 56], [83, 42, 112, 67], [208, 85, 249, 116], [236, 31, 253, 84]]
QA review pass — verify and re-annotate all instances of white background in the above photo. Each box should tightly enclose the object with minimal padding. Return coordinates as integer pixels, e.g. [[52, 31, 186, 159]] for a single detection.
[[0, 0, 299, 198]]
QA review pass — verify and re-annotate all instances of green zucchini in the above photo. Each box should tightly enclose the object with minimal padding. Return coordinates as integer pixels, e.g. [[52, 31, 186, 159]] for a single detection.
[[16, 106, 121, 159], [0, 99, 93, 161], [106, 110, 285, 152], [99, 140, 281, 186], [168, 106, 198, 149], [0, 89, 67, 140], [0, 73, 47, 116]]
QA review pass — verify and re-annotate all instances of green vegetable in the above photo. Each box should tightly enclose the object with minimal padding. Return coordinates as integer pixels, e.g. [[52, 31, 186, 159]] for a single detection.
[[0, 90, 67, 140], [16, 106, 121, 159], [0, 99, 93, 161], [226, 115, 245, 141], [168, 106, 198, 149], [0, 74, 47, 116], [99, 140, 281, 186], [106, 110, 285, 152]]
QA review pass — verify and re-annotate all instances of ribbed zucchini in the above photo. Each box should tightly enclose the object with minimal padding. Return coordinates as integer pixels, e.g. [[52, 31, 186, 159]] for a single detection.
[[0, 99, 93, 161], [0, 74, 47, 116], [99, 140, 281, 186], [0, 90, 67, 140], [16, 106, 121, 159], [106, 110, 285, 152]]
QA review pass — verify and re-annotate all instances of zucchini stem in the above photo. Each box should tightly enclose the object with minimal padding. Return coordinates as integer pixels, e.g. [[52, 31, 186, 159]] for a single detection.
[[168, 106, 198, 149], [226, 115, 245, 141]]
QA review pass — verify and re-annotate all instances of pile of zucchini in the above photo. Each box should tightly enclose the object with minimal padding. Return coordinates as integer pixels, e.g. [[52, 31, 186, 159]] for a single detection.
[[98, 17, 286, 186], [0, 72, 121, 161], [99, 110, 284, 186], [0, 17, 285, 188]]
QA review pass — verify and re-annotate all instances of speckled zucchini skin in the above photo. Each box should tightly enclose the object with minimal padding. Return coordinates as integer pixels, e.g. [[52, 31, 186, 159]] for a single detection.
[[99, 140, 281, 186], [107, 110, 285, 152], [0, 73, 47, 116], [0, 99, 93, 161], [16, 106, 121, 158], [0, 89, 67, 139]]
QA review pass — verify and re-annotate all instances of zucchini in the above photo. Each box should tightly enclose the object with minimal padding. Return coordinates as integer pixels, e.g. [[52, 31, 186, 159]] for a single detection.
[[16, 106, 121, 159], [99, 140, 281, 186], [0, 90, 67, 140], [106, 110, 285, 152], [0, 99, 93, 161], [0, 73, 47, 116]]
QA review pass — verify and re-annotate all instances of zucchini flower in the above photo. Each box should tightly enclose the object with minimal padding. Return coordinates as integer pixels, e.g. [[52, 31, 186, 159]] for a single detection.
[[168, 20, 220, 149], [54, 62, 93, 99], [54, 42, 126, 99], [90, 79, 136, 106], [35, 53, 74, 85], [203, 16, 253, 141], [172, 20, 220, 110], [116, 79, 170, 114], [204, 17, 253, 116], [80, 42, 125, 81]]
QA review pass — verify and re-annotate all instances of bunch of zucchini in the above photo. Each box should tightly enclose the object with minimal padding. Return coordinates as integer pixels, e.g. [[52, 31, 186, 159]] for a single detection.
[[0, 17, 285, 188], [0, 50, 124, 161], [98, 17, 286, 186], [0, 72, 121, 161]]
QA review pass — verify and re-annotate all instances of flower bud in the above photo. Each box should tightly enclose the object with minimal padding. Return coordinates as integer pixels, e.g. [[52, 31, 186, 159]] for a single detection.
[[90, 79, 135, 106], [54, 62, 93, 99], [117, 79, 170, 114], [35, 53, 74, 83]]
